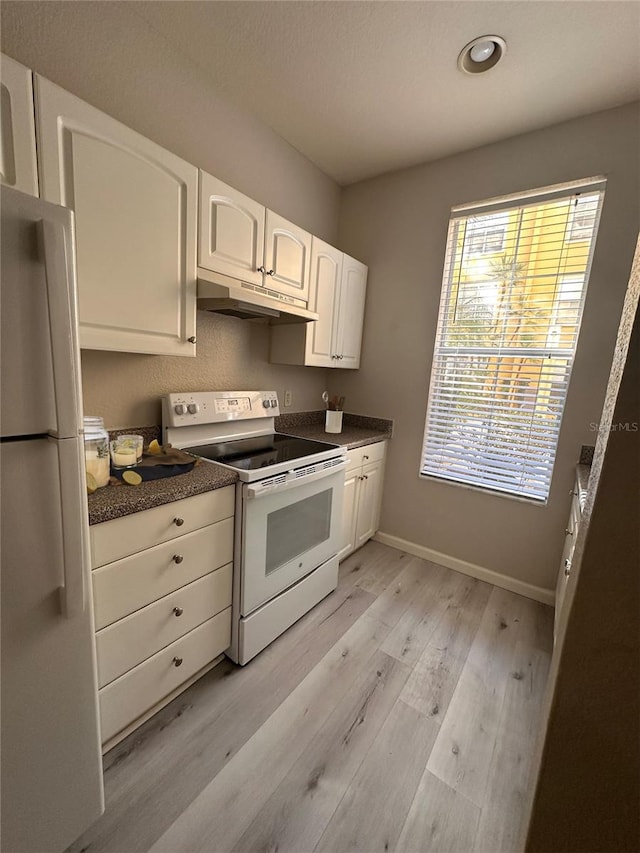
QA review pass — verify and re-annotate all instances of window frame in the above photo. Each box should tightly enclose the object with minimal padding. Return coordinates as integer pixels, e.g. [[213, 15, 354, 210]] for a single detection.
[[419, 178, 606, 504]]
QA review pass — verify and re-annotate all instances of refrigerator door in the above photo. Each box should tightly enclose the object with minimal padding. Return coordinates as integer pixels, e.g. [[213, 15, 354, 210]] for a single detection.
[[0, 186, 83, 440], [0, 436, 104, 853]]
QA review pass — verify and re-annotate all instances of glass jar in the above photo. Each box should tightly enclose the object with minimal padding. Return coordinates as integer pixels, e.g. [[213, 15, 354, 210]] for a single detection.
[[83, 416, 110, 488]]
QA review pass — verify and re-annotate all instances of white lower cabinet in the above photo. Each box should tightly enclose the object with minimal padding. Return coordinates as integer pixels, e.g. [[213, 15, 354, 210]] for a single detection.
[[91, 487, 234, 748], [554, 481, 582, 641], [339, 442, 386, 561]]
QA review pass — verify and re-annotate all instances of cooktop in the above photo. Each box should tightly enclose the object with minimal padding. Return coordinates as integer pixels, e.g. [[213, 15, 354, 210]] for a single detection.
[[184, 433, 340, 472]]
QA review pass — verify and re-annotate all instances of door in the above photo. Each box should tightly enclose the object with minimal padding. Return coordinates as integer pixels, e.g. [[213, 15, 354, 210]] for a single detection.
[[338, 470, 359, 560], [1, 437, 104, 853], [335, 254, 367, 369], [305, 237, 342, 367], [0, 53, 38, 196], [35, 76, 197, 357], [241, 467, 345, 615], [264, 209, 311, 303], [198, 170, 265, 285], [1, 186, 82, 440], [355, 461, 384, 548]]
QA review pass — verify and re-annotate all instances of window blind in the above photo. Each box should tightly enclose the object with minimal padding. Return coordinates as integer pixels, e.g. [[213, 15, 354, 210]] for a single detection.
[[421, 180, 605, 502]]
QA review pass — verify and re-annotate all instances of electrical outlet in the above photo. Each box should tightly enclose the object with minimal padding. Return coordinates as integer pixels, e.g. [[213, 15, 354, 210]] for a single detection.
[[284, 390, 292, 407]]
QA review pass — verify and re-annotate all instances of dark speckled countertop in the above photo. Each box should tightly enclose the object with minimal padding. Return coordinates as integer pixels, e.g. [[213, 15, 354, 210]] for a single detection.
[[88, 411, 392, 525]]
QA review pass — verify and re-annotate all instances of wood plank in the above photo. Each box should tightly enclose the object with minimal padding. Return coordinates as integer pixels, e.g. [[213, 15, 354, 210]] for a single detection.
[[148, 613, 391, 853], [381, 563, 463, 666], [473, 641, 551, 853], [395, 771, 481, 853], [426, 586, 526, 806], [71, 583, 376, 853], [233, 650, 411, 853], [339, 539, 413, 596], [366, 557, 437, 628], [400, 577, 491, 722], [314, 699, 438, 853]]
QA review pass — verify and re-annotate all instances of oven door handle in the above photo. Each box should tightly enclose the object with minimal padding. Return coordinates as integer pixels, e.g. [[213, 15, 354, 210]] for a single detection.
[[245, 460, 346, 499]]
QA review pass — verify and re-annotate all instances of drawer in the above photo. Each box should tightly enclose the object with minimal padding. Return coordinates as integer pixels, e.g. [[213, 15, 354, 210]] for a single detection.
[[91, 486, 235, 567], [99, 608, 231, 744], [345, 441, 386, 473], [96, 564, 232, 687], [93, 517, 233, 629]]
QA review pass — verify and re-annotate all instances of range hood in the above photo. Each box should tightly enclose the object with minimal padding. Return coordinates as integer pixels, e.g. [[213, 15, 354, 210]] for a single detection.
[[197, 268, 318, 324]]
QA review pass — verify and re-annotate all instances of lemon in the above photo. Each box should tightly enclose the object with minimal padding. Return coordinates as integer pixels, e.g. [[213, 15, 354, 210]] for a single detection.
[[86, 472, 98, 495], [147, 439, 162, 455], [122, 470, 143, 486]]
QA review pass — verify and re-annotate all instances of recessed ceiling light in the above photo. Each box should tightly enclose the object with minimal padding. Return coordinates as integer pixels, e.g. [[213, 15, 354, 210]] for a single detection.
[[458, 35, 507, 75]]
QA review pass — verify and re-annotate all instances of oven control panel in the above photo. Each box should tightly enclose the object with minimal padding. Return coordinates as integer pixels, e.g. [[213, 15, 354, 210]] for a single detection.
[[163, 391, 280, 427]]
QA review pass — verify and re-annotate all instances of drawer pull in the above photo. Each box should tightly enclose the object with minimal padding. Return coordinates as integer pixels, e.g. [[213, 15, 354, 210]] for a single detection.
[[173, 554, 184, 564], [173, 656, 183, 667], [363, 454, 369, 460], [565, 528, 573, 536], [174, 517, 185, 527], [173, 606, 184, 617]]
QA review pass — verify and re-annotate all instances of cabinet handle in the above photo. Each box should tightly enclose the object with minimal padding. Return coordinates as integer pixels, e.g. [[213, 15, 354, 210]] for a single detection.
[[565, 528, 573, 536], [257, 265, 266, 274], [569, 489, 577, 496], [173, 517, 185, 527], [172, 656, 183, 667], [173, 606, 184, 617], [564, 565, 571, 577], [187, 336, 197, 344], [173, 554, 184, 564], [362, 474, 368, 480], [338, 354, 344, 360], [267, 269, 275, 276], [363, 455, 369, 460]]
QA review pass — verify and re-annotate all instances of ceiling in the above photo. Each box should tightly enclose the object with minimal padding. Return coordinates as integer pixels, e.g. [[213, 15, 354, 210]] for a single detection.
[[127, 1, 640, 186]]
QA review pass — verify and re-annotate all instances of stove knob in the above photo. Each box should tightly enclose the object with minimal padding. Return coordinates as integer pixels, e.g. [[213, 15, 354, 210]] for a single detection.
[[263, 399, 271, 408], [187, 403, 199, 414], [174, 403, 187, 415]]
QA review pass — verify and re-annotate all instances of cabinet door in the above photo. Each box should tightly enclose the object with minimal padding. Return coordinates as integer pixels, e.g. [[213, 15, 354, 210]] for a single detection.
[[198, 171, 264, 286], [334, 254, 367, 369], [264, 209, 311, 303], [0, 54, 38, 196], [305, 238, 342, 367], [355, 460, 384, 548], [338, 471, 359, 561], [35, 77, 197, 357]]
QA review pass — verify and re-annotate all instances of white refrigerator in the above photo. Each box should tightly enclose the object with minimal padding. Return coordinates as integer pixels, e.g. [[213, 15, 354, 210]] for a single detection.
[[1, 187, 104, 852]]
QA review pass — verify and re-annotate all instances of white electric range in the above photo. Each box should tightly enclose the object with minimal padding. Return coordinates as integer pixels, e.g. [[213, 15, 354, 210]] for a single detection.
[[162, 390, 346, 664]]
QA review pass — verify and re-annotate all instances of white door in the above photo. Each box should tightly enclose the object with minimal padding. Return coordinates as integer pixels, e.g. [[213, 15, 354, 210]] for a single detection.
[[0, 53, 38, 196], [355, 461, 384, 548], [241, 467, 345, 615], [35, 76, 197, 357], [198, 171, 265, 285], [338, 471, 359, 560], [264, 209, 311, 303], [1, 437, 104, 853], [306, 237, 342, 367], [335, 254, 367, 369]]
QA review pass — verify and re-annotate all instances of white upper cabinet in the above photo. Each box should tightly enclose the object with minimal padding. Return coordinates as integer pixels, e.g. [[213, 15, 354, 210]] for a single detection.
[[334, 254, 367, 370], [0, 54, 38, 197], [198, 171, 265, 287], [198, 175, 311, 305], [305, 239, 343, 367], [264, 210, 311, 303], [35, 77, 197, 357], [269, 240, 367, 369]]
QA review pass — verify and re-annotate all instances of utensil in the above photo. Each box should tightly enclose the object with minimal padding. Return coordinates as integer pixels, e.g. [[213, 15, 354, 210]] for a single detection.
[[322, 391, 329, 409]]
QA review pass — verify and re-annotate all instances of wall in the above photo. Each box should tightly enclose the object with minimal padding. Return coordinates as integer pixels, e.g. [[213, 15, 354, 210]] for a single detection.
[[1, 1, 340, 428], [524, 237, 639, 852], [334, 103, 640, 592]]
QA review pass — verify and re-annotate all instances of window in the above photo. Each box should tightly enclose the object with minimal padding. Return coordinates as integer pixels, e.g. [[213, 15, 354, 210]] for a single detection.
[[567, 195, 599, 242], [464, 212, 508, 255], [421, 180, 605, 502]]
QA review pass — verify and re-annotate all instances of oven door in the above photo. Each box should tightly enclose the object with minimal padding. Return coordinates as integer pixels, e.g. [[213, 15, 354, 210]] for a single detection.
[[240, 462, 345, 616]]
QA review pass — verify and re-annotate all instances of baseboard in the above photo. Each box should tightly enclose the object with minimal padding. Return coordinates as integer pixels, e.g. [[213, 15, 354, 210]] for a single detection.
[[373, 531, 555, 606]]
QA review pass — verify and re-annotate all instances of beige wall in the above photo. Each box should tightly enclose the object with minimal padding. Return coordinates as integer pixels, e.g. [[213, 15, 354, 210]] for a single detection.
[[1, 1, 339, 428], [524, 239, 639, 852], [333, 103, 640, 591]]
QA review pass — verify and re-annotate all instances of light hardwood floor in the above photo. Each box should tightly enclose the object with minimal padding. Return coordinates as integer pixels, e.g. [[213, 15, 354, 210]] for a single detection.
[[70, 541, 553, 853]]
